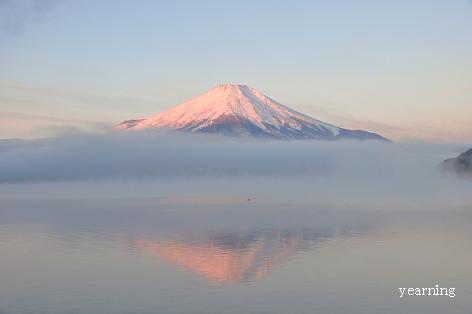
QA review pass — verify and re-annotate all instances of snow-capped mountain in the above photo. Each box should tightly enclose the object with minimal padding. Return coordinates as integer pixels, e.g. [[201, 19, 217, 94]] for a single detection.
[[117, 84, 387, 141]]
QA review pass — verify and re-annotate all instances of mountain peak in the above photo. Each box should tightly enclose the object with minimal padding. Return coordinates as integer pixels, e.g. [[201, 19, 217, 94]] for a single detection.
[[206, 84, 264, 102], [215, 83, 248, 89], [117, 85, 387, 141]]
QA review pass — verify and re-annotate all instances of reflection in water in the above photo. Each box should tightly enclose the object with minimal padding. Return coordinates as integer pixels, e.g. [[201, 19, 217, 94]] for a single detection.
[[139, 240, 278, 283], [0, 198, 376, 285], [138, 225, 367, 283], [2, 197, 472, 314]]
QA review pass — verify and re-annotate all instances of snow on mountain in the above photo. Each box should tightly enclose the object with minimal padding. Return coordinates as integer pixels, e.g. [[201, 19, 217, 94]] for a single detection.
[[117, 84, 388, 141]]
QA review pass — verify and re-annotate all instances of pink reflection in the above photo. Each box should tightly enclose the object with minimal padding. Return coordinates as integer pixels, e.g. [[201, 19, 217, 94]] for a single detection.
[[137, 235, 299, 284]]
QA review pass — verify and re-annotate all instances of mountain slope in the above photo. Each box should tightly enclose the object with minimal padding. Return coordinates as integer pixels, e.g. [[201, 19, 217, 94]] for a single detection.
[[117, 84, 388, 141], [440, 148, 472, 176]]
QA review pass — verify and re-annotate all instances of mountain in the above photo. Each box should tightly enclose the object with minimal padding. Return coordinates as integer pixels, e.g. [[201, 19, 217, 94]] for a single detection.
[[117, 84, 388, 141], [440, 148, 472, 176]]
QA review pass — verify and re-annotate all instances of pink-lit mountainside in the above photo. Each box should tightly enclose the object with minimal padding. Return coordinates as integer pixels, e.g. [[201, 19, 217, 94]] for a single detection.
[[117, 84, 387, 141]]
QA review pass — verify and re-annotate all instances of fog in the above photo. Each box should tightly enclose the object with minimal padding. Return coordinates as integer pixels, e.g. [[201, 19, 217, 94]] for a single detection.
[[0, 132, 335, 182], [0, 131, 471, 210]]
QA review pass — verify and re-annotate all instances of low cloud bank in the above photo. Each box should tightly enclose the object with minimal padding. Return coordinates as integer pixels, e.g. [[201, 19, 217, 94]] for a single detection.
[[0, 131, 465, 184], [1, 132, 471, 210], [1, 132, 342, 183]]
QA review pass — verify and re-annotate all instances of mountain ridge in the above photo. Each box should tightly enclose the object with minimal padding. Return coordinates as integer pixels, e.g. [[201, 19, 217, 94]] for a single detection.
[[440, 148, 472, 176], [117, 84, 388, 141]]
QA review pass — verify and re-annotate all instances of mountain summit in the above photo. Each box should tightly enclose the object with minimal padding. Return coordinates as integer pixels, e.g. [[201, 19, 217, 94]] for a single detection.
[[117, 84, 387, 141]]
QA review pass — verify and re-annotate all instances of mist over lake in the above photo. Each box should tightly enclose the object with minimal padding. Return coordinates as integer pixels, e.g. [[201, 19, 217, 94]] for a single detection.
[[1, 134, 472, 313]]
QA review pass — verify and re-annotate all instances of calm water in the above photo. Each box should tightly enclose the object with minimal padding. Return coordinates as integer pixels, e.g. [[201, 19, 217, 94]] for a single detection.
[[1, 194, 472, 314]]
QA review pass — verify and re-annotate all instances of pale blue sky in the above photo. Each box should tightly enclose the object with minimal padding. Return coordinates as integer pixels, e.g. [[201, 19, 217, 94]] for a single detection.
[[1, 0, 471, 141]]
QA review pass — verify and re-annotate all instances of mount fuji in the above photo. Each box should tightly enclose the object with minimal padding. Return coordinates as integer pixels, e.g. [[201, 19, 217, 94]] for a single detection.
[[117, 84, 388, 141]]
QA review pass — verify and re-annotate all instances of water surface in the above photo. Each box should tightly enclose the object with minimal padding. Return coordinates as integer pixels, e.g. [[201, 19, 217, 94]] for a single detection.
[[1, 192, 471, 314]]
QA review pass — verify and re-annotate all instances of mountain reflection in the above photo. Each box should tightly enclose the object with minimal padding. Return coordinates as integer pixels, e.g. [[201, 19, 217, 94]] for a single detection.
[[138, 225, 367, 284]]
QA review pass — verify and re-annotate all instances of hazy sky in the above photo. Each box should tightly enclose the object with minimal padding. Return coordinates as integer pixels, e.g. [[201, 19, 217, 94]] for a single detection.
[[1, 0, 471, 142]]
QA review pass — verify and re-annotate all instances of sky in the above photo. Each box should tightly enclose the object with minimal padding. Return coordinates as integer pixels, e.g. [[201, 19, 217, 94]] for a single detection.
[[0, 0, 471, 142]]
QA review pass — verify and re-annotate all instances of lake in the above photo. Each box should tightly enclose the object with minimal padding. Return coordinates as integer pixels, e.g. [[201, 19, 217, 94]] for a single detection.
[[1, 181, 471, 314]]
